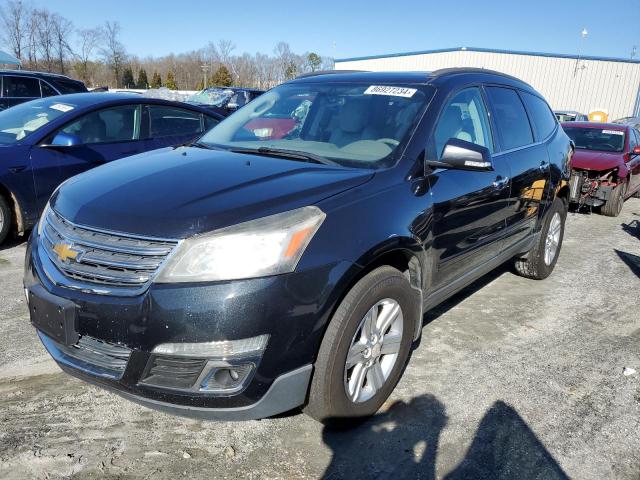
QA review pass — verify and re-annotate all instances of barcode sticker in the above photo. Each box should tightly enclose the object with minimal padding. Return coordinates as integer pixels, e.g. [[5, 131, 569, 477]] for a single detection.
[[364, 85, 417, 98]]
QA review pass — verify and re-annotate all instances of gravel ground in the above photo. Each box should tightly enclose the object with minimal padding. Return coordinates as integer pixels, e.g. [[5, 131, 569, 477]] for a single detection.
[[1, 199, 639, 480]]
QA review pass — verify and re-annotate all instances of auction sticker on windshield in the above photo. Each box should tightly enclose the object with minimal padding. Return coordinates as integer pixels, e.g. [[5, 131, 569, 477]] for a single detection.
[[50, 104, 74, 113], [364, 85, 417, 98], [602, 129, 624, 135]]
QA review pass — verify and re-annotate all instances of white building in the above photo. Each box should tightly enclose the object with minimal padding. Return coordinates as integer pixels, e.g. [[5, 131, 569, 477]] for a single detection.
[[335, 47, 640, 121]]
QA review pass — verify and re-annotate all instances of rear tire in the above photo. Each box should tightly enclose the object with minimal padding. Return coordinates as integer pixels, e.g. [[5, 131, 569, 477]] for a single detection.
[[304, 266, 417, 423], [513, 197, 566, 280], [0, 195, 12, 245], [601, 183, 625, 217]]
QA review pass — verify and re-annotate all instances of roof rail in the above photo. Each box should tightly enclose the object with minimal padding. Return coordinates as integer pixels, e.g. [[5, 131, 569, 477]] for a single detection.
[[295, 69, 369, 79]]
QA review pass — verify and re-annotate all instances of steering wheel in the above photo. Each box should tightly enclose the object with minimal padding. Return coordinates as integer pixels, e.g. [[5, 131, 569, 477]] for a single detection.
[[376, 138, 399, 147]]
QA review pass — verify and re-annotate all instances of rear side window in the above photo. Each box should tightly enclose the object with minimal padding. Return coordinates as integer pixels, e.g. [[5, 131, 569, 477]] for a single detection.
[[149, 106, 203, 137], [204, 115, 219, 131], [3, 76, 41, 98], [40, 81, 57, 97], [52, 79, 87, 94], [486, 87, 533, 150], [521, 92, 557, 140]]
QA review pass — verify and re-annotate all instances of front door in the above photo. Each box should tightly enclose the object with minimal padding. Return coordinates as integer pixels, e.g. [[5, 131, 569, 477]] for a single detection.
[[30, 104, 145, 211], [428, 87, 512, 288]]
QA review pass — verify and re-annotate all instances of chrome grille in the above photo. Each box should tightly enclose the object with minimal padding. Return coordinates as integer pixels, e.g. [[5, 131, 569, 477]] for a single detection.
[[40, 209, 178, 293]]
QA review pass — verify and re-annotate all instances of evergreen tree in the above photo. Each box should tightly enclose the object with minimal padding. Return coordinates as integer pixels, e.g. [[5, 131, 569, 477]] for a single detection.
[[307, 53, 322, 72], [284, 61, 297, 80], [150, 71, 162, 88], [136, 68, 149, 89], [211, 65, 233, 87], [121, 67, 135, 88], [165, 71, 178, 90]]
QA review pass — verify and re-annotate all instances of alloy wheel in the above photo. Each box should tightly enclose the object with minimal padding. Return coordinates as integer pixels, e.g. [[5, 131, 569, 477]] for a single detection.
[[544, 212, 561, 266], [343, 298, 403, 403]]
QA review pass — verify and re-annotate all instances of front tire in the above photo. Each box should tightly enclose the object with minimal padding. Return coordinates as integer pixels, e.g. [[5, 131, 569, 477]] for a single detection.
[[304, 266, 417, 423], [601, 182, 625, 217], [513, 197, 566, 280], [0, 195, 12, 245]]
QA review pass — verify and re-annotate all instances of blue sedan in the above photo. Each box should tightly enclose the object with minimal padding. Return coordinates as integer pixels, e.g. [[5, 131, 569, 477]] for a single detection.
[[0, 93, 222, 243]]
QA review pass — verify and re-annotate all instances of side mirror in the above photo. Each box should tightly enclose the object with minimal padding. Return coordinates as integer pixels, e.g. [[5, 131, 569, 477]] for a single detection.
[[41, 132, 82, 148], [631, 146, 640, 156], [426, 138, 494, 172]]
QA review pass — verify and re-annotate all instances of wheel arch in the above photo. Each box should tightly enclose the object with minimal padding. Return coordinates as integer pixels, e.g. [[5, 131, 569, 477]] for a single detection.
[[0, 182, 25, 234], [334, 240, 425, 343]]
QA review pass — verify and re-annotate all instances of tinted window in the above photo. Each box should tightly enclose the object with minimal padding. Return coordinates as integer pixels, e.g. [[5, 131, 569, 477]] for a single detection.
[[149, 106, 203, 137], [486, 87, 533, 150], [3, 76, 40, 98], [521, 92, 556, 140], [62, 105, 141, 144], [40, 81, 57, 97], [434, 87, 493, 157], [52, 79, 87, 94], [204, 115, 219, 131]]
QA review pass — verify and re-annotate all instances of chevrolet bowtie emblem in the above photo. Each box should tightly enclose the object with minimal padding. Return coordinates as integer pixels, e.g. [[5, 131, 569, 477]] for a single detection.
[[52, 242, 82, 263]]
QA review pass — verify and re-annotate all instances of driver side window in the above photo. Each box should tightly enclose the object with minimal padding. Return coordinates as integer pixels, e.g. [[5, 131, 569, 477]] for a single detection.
[[434, 88, 493, 158], [60, 105, 141, 145]]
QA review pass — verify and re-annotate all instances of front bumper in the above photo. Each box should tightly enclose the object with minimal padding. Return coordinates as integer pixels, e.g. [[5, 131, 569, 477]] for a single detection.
[[25, 232, 353, 419]]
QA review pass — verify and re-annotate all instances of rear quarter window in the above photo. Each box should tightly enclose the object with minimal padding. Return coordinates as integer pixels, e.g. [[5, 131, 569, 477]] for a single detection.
[[485, 86, 534, 150], [521, 92, 557, 140]]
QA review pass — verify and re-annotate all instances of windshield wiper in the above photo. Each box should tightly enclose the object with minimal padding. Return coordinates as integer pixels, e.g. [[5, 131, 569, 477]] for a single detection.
[[228, 146, 340, 166], [184, 141, 224, 150]]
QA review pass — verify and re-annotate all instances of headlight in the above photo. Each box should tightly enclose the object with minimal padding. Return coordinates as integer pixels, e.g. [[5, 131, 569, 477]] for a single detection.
[[155, 206, 325, 283]]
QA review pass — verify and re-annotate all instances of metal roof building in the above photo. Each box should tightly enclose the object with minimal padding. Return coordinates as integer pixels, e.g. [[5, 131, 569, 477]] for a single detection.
[[335, 47, 640, 120]]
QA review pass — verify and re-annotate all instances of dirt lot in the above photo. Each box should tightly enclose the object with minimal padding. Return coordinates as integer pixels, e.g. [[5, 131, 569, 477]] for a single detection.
[[1, 199, 639, 480]]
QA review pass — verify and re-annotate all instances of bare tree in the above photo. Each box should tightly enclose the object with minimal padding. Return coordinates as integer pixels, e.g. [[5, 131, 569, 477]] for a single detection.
[[51, 13, 74, 74], [0, 0, 28, 61], [100, 21, 126, 87], [75, 27, 100, 83], [34, 9, 54, 71]]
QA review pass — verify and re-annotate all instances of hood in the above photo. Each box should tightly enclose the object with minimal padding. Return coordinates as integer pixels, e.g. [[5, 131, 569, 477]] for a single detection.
[[51, 146, 374, 238], [571, 149, 624, 171]]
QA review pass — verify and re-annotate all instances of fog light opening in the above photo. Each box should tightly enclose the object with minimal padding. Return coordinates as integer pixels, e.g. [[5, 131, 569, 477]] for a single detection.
[[200, 362, 255, 394]]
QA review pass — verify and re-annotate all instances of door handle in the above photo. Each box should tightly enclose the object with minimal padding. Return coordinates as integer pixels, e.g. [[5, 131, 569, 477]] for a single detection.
[[8, 166, 26, 174], [539, 160, 549, 171], [492, 176, 509, 189]]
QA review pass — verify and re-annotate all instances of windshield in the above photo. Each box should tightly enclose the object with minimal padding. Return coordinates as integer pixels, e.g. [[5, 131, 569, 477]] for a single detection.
[[188, 88, 234, 107], [563, 126, 626, 152], [198, 82, 433, 168], [0, 98, 76, 145]]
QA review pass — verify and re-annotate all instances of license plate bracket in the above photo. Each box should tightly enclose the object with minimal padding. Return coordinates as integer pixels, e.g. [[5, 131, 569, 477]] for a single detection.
[[28, 285, 79, 346]]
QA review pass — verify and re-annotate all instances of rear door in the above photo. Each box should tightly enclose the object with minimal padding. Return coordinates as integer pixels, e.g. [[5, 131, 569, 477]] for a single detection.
[[485, 86, 550, 248], [30, 104, 145, 210], [429, 86, 512, 288], [144, 105, 206, 149]]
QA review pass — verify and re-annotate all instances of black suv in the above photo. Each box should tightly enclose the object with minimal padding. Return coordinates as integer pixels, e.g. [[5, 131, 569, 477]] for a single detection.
[[25, 69, 571, 422], [0, 70, 87, 110]]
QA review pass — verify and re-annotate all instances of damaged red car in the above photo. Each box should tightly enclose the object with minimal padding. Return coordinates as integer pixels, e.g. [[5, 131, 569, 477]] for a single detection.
[[563, 122, 640, 216]]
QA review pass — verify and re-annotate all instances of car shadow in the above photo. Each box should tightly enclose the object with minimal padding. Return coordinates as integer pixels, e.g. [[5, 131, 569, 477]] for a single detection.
[[0, 234, 28, 252], [621, 219, 640, 240], [321, 395, 568, 479], [614, 249, 640, 278]]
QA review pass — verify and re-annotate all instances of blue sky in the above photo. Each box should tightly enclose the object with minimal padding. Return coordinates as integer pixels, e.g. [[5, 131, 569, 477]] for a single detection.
[[33, 0, 640, 60]]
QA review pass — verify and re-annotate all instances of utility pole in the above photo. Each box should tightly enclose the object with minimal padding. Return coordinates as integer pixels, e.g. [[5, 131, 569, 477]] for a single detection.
[[201, 64, 210, 89]]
